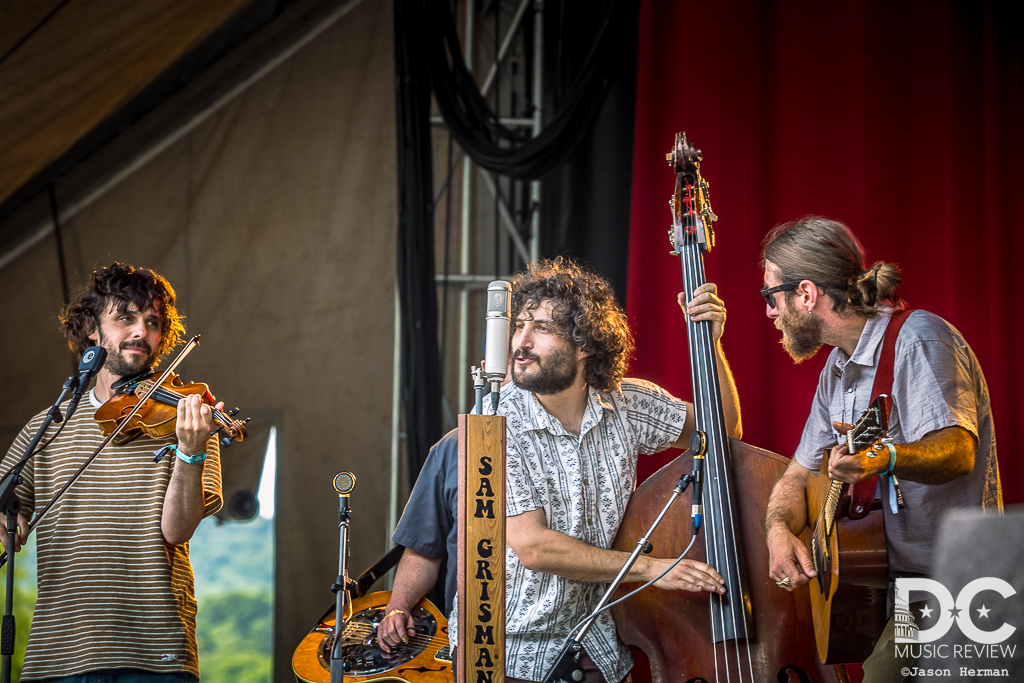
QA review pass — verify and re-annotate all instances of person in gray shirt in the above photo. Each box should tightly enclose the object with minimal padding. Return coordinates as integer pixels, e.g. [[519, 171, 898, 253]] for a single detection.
[[759, 216, 1001, 683]]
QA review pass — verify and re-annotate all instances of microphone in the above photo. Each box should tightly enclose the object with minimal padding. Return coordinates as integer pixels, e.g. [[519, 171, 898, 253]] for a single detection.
[[65, 346, 107, 421], [689, 431, 706, 534], [484, 280, 511, 408], [333, 471, 356, 515]]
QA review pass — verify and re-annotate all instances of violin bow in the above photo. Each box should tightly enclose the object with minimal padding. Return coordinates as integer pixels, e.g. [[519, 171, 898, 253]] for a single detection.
[[0, 336, 202, 568]]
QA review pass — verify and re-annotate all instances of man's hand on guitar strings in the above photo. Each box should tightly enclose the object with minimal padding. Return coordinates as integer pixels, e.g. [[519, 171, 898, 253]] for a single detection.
[[377, 607, 417, 654], [766, 526, 817, 591]]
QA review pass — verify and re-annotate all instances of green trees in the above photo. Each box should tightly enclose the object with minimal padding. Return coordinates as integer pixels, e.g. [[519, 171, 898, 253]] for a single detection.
[[0, 516, 275, 682], [192, 515, 275, 683], [0, 538, 36, 682], [196, 591, 272, 681]]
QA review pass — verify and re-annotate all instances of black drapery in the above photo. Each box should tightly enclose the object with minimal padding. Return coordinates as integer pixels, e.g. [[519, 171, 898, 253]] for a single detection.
[[394, 0, 443, 482], [412, 0, 638, 180], [394, 0, 640, 483]]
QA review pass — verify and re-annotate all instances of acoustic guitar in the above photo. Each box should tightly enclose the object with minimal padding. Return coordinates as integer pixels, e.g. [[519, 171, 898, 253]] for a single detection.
[[804, 395, 890, 663], [292, 590, 452, 683]]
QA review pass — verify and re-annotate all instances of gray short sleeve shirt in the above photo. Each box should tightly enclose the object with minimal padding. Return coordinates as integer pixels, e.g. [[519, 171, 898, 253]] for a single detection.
[[794, 310, 1001, 575]]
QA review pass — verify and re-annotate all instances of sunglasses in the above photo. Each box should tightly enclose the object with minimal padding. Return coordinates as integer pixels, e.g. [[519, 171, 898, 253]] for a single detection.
[[760, 280, 846, 309]]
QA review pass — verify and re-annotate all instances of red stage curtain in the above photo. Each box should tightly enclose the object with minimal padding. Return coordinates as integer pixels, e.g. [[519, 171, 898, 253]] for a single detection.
[[626, 0, 1023, 508]]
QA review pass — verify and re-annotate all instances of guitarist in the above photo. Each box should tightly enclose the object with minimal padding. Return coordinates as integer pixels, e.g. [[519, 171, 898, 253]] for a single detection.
[[761, 217, 1001, 682]]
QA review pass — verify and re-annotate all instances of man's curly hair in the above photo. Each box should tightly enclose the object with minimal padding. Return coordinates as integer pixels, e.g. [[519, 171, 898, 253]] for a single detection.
[[60, 262, 185, 364], [510, 257, 633, 393]]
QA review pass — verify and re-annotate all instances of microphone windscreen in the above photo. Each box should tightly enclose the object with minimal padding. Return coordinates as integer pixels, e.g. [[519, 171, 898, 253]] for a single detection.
[[79, 346, 107, 374], [333, 471, 356, 495], [486, 281, 510, 318]]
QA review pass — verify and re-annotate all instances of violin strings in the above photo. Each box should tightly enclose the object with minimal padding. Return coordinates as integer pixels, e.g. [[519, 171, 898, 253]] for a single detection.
[[134, 380, 236, 433]]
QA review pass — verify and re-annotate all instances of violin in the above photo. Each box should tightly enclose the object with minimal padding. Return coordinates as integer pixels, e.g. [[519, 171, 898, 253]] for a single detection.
[[94, 372, 249, 447]]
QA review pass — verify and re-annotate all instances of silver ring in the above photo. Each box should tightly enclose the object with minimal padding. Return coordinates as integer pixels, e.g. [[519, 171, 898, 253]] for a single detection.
[[776, 576, 792, 588]]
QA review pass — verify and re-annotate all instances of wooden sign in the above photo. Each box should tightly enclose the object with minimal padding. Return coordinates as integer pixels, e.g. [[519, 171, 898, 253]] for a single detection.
[[456, 414, 506, 683]]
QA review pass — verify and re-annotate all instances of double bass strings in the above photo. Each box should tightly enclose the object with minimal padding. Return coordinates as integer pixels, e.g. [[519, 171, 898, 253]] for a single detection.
[[679, 189, 755, 682], [565, 534, 700, 642]]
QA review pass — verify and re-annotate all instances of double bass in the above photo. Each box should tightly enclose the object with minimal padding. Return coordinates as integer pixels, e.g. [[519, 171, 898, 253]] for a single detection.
[[611, 133, 848, 683]]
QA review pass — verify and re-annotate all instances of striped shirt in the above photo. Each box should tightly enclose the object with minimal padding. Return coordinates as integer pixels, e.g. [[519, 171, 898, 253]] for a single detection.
[[4, 390, 222, 681], [499, 379, 687, 682]]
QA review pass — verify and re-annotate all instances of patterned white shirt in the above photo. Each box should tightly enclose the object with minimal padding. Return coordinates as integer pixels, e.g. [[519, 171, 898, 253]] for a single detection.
[[499, 378, 688, 682]]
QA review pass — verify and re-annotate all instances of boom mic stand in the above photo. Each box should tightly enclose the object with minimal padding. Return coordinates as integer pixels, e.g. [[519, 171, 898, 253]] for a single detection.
[[542, 432, 708, 683], [0, 372, 83, 683], [0, 337, 200, 683]]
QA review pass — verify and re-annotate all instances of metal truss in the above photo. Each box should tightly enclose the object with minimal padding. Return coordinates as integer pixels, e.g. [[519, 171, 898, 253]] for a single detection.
[[388, 0, 545, 540]]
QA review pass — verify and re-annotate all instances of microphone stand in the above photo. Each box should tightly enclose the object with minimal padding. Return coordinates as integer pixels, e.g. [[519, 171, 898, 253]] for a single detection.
[[330, 473, 356, 683], [472, 366, 485, 415], [0, 336, 201, 574], [0, 336, 203, 683], [542, 433, 707, 683], [0, 373, 79, 683]]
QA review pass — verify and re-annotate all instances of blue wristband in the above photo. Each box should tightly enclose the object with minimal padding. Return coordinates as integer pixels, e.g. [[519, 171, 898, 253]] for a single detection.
[[879, 437, 903, 515], [880, 437, 897, 474], [170, 444, 207, 465]]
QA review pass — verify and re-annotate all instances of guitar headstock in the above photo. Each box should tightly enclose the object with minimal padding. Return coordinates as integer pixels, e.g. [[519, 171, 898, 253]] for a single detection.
[[846, 395, 889, 453], [666, 131, 718, 255]]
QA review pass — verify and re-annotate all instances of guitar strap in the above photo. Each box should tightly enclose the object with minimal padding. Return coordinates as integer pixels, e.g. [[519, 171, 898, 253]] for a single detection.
[[846, 308, 915, 520]]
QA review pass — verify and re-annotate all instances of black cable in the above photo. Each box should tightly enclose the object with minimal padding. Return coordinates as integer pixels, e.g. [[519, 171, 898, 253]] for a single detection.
[[409, 0, 636, 180], [439, 131, 454, 422]]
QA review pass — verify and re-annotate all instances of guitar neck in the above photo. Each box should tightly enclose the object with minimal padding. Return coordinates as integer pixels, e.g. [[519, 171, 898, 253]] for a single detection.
[[822, 478, 843, 535]]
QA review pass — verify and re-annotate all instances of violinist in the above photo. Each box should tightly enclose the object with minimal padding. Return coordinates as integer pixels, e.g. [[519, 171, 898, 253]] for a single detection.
[[761, 218, 1001, 682], [380, 257, 740, 683], [1, 262, 222, 683]]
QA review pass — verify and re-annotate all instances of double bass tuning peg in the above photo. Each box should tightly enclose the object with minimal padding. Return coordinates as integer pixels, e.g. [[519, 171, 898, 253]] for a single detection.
[[668, 228, 680, 256]]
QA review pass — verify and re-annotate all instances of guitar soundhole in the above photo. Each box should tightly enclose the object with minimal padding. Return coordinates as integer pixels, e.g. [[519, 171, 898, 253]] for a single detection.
[[316, 604, 440, 675]]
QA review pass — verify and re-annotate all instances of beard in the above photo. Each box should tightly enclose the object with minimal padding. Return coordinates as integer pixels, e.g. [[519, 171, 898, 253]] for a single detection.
[[775, 298, 825, 363], [512, 345, 579, 395], [103, 339, 155, 378]]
